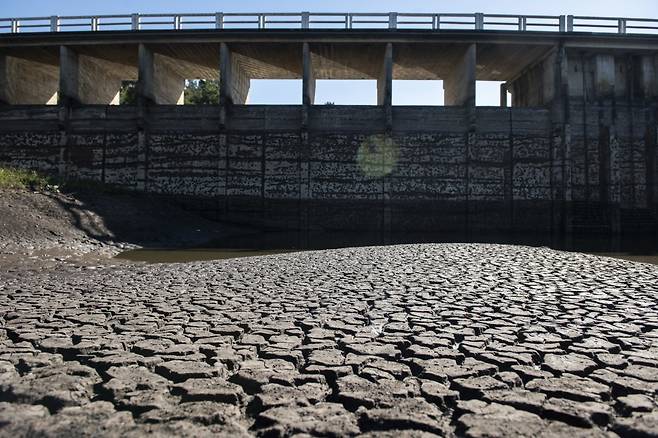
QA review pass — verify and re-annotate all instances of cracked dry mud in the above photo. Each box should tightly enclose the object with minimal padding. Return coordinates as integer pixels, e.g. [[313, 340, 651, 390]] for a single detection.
[[1, 243, 658, 437]]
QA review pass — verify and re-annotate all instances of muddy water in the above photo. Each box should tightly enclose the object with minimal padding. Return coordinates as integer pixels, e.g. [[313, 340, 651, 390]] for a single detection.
[[115, 231, 658, 265], [115, 248, 295, 263]]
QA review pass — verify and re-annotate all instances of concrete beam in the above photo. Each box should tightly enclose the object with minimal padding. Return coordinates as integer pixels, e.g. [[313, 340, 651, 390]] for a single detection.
[[594, 54, 615, 99], [302, 42, 315, 106], [59, 46, 133, 105], [444, 44, 476, 106], [0, 53, 58, 105], [138, 44, 185, 105], [377, 43, 393, 107], [59, 46, 79, 105], [219, 43, 250, 105]]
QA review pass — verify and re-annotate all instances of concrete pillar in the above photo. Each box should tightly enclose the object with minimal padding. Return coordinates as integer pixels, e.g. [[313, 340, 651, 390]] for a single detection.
[[59, 46, 127, 105], [302, 42, 315, 106], [594, 54, 615, 99], [377, 43, 393, 107], [550, 45, 572, 233], [59, 46, 79, 105], [638, 55, 657, 100], [138, 44, 185, 105], [0, 53, 58, 105], [219, 43, 250, 106], [0, 54, 9, 105], [542, 51, 558, 104], [444, 44, 476, 106], [500, 83, 508, 107]]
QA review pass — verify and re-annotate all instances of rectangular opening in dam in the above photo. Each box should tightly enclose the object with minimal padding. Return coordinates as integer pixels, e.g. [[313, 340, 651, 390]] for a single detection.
[[314, 80, 377, 105], [476, 81, 510, 106], [393, 80, 443, 106], [247, 79, 302, 104]]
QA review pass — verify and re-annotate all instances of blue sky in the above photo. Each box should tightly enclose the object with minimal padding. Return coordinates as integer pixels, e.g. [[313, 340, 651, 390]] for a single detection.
[[2, 1, 656, 105]]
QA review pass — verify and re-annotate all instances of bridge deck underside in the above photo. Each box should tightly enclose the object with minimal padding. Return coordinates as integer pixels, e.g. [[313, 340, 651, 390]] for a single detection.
[[1, 40, 550, 80]]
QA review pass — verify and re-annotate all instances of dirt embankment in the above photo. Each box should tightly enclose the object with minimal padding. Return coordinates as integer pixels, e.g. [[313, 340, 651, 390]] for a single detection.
[[0, 188, 245, 268]]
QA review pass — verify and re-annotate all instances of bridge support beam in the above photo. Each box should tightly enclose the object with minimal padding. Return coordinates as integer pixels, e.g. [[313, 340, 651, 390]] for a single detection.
[[377, 43, 393, 107], [219, 43, 250, 106], [444, 44, 476, 106], [500, 83, 508, 107], [138, 44, 185, 105], [0, 52, 58, 105], [638, 55, 657, 99], [302, 42, 315, 106], [59, 46, 133, 105]]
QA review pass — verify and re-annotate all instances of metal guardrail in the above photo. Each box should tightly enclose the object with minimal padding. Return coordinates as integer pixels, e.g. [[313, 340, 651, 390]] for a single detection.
[[0, 12, 656, 35]]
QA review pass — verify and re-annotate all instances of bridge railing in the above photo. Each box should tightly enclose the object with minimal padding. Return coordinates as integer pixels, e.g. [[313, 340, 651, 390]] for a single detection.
[[1, 12, 657, 35]]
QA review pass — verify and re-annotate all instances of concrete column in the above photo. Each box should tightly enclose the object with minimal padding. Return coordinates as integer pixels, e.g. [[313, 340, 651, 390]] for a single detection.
[[0, 54, 9, 105], [302, 42, 315, 106], [542, 51, 558, 104], [638, 55, 657, 100], [0, 53, 58, 105], [550, 45, 572, 233], [377, 43, 393, 107], [138, 44, 185, 105], [594, 54, 615, 99], [59, 46, 79, 105], [444, 44, 476, 107], [219, 43, 250, 106], [500, 83, 508, 107]]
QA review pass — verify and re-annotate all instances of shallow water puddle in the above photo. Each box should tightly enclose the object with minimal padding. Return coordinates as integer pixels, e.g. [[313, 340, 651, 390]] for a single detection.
[[115, 248, 296, 263], [115, 231, 658, 264]]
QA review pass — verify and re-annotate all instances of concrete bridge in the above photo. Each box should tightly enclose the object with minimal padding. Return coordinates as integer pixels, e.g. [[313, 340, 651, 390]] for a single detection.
[[1, 12, 657, 234]]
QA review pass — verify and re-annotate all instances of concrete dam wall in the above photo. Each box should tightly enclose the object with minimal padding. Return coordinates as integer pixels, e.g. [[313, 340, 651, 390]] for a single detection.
[[1, 23, 657, 233], [0, 102, 655, 233]]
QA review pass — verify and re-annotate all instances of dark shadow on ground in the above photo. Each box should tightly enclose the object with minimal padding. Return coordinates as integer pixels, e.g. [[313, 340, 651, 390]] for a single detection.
[[44, 187, 257, 249]]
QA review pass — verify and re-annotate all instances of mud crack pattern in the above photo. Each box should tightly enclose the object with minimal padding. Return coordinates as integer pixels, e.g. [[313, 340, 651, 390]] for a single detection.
[[1, 244, 658, 437]]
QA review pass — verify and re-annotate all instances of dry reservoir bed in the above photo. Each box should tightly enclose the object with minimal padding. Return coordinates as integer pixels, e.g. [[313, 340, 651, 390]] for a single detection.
[[1, 243, 658, 437]]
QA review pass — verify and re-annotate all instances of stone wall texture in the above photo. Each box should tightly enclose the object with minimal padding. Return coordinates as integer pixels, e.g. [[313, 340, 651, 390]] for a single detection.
[[0, 104, 656, 233]]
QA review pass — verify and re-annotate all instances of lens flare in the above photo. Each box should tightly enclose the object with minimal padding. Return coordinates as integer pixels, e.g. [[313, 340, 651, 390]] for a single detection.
[[356, 134, 398, 178]]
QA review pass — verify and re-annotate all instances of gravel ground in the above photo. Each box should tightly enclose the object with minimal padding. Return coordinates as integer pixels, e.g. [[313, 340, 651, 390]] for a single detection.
[[0, 188, 243, 258], [1, 243, 658, 437]]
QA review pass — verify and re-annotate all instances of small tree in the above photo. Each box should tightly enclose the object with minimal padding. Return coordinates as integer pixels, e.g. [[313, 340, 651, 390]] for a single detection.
[[184, 80, 220, 105], [120, 81, 137, 105], [118, 79, 220, 105]]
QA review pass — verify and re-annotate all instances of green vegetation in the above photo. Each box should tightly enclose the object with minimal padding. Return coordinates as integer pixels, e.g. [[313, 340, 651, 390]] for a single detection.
[[119, 80, 220, 105], [0, 167, 132, 195], [184, 80, 220, 105], [0, 167, 58, 191], [120, 81, 137, 105]]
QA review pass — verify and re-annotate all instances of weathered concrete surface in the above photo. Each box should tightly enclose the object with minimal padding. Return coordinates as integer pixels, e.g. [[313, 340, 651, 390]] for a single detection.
[[443, 43, 476, 107], [0, 52, 59, 105], [1, 103, 655, 233], [138, 44, 185, 105], [1, 243, 658, 436], [59, 45, 138, 105], [0, 32, 656, 233]]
